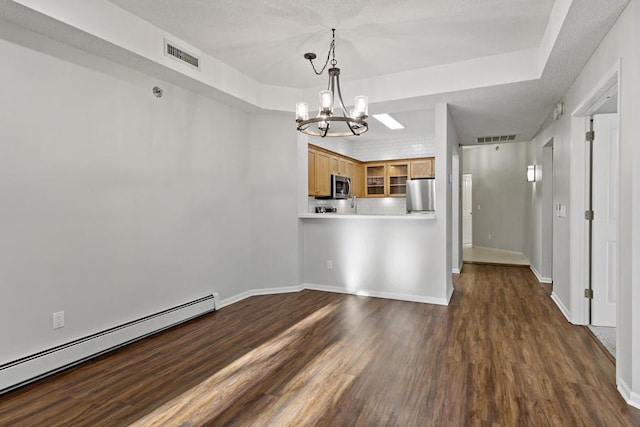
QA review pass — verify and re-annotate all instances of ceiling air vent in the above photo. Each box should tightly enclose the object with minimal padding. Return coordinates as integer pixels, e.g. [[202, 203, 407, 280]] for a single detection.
[[164, 39, 200, 70], [475, 135, 517, 143]]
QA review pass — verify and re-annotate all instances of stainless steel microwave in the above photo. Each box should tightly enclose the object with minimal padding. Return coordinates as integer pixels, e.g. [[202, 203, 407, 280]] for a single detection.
[[331, 174, 351, 199]]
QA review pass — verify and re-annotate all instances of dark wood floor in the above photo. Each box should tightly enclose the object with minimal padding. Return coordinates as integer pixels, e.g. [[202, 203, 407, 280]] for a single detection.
[[1, 264, 639, 426]]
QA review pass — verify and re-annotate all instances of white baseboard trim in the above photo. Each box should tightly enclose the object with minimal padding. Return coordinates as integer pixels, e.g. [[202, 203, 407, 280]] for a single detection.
[[618, 378, 632, 403], [618, 378, 640, 408], [550, 292, 571, 322], [0, 295, 216, 394], [530, 265, 553, 283], [302, 283, 450, 306], [452, 261, 464, 274], [446, 286, 455, 304], [218, 285, 303, 309]]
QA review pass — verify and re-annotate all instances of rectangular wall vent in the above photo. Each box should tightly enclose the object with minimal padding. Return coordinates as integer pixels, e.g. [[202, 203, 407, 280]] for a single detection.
[[475, 135, 517, 143], [164, 39, 200, 70]]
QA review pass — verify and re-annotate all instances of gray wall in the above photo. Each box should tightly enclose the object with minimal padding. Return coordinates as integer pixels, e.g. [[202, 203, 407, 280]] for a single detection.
[[248, 111, 300, 290], [0, 23, 298, 364], [462, 142, 527, 253]]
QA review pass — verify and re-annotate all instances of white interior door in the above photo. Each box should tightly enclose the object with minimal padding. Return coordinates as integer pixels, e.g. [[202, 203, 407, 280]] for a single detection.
[[462, 173, 472, 246], [591, 113, 618, 327]]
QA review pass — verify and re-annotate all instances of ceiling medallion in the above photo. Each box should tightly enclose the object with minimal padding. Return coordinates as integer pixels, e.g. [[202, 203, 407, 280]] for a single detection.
[[295, 29, 368, 137]]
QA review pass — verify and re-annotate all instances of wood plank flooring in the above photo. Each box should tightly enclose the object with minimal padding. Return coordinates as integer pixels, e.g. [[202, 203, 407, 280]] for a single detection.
[[1, 264, 639, 426]]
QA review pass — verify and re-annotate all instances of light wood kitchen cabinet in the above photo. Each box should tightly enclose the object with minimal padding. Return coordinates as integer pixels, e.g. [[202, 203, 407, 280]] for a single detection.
[[308, 144, 432, 198], [308, 148, 331, 197], [308, 149, 316, 196], [388, 161, 409, 196], [329, 156, 339, 176], [365, 163, 386, 197], [348, 162, 364, 197], [410, 158, 435, 178], [308, 144, 359, 197], [338, 158, 348, 176], [329, 155, 348, 176]]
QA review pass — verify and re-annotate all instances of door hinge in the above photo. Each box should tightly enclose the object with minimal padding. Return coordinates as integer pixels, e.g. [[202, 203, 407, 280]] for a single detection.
[[586, 131, 595, 141], [584, 289, 594, 299], [585, 210, 594, 220]]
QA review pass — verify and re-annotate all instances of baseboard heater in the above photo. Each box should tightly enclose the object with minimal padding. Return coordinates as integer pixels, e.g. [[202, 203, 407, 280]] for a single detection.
[[0, 294, 216, 395]]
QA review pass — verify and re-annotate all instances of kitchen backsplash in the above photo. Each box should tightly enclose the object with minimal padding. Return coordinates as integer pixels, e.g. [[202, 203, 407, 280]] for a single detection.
[[350, 137, 436, 161], [309, 197, 407, 215]]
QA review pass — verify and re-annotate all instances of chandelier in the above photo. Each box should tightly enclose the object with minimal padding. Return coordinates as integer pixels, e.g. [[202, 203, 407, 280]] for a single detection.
[[295, 29, 369, 137]]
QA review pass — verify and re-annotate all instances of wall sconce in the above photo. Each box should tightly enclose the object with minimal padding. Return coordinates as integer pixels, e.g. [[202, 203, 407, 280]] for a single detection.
[[527, 164, 536, 182], [553, 102, 564, 120]]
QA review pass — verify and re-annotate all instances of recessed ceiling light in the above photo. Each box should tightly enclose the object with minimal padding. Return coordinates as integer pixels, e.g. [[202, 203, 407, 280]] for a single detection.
[[372, 113, 404, 130]]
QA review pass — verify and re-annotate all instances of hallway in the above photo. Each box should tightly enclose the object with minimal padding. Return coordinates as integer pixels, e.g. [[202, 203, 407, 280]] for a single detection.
[[463, 245, 529, 266]]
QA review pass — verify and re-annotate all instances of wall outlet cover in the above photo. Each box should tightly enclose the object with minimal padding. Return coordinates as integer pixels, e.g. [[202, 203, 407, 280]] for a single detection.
[[52, 311, 65, 329]]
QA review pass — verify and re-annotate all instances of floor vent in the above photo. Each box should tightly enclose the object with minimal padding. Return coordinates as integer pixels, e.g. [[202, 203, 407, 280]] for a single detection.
[[0, 294, 216, 394], [164, 39, 200, 69], [476, 135, 517, 143]]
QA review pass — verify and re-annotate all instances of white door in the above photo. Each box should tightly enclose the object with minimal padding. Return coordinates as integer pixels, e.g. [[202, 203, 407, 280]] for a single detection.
[[462, 173, 472, 246], [591, 113, 618, 327]]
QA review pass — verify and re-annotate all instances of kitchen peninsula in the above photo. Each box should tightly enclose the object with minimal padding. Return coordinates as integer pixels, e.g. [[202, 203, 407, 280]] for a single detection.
[[299, 139, 451, 306]]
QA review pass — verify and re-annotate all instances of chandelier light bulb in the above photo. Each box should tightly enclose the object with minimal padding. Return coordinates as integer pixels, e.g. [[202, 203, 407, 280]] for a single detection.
[[319, 90, 333, 115], [295, 102, 309, 121], [354, 96, 368, 118]]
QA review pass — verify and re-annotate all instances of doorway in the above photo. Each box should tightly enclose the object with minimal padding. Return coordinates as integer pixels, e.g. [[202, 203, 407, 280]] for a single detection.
[[542, 140, 554, 281], [579, 79, 619, 358], [462, 173, 472, 247]]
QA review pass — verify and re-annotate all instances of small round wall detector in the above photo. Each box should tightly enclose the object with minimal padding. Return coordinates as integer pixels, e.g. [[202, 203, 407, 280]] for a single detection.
[[152, 86, 163, 98]]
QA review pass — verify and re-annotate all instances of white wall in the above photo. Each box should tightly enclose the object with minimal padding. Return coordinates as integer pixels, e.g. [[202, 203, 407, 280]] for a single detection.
[[248, 112, 301, 291], [0, 21, 258, 365], [444, 107, 459, 288], [523, 139, 554, 282], [302, 218, 448, 304], [525, 0, 640, 406], [462, 142, 528, 253], [632, 0, 640, 407]]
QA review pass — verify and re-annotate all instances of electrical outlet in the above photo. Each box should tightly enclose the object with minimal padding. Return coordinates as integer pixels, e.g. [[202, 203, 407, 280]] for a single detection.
[[326, 260, 333, 270], [488, 234, 492, 240], [52, 311, 65, 329]]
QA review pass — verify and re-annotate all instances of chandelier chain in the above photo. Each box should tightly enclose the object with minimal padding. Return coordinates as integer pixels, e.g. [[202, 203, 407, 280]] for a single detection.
[[309, 29, 337, 75]]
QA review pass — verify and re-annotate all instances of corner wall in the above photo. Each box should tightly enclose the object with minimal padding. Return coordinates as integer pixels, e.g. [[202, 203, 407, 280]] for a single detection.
[[0, 21, 256, 364], [248, 112, 301, 291]]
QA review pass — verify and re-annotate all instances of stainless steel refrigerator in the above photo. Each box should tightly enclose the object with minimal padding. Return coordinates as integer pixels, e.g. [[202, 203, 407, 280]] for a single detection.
[[406, 178, 435, 213]]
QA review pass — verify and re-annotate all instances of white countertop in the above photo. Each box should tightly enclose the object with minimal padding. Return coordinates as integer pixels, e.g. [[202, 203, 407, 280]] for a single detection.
[[299, 213, 436, 220]]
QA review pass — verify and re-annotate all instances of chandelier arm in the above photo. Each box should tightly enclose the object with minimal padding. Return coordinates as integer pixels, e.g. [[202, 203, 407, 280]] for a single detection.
[[333, 73, 350, 118], [346, 121, 359, 136]]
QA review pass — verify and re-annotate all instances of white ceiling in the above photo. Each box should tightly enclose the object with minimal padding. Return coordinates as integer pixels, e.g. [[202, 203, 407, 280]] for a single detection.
[[104, 0, 629, 145], [107, 0, 554, 88], [0, 0, 630, 145]]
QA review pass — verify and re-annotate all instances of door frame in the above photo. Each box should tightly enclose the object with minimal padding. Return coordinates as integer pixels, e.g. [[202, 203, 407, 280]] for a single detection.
[[571, 61, 620, 337], [542, 139, 554, 282], [462, 173, 473, 247], [590, 112, 619, 327]]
